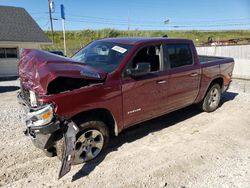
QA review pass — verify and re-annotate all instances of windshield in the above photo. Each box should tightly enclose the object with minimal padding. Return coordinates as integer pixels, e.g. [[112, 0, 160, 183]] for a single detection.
[[72, 41, 133, 73]]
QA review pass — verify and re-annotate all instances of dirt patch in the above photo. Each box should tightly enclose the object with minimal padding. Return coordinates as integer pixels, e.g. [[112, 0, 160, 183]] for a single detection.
[[0, 79, 250, 188]]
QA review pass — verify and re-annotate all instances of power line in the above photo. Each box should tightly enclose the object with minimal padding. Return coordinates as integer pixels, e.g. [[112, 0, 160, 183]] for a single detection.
[[33, 17, 49, 20], [67, 18, 250, 28], [30, 11, 250, 25], [67, 13, 164, 25], [173, 23, 250, 28], [173, 18, 250, 25], [41, 20, 50, 28], [32, 14, 250, 29], [66, 14, 250, 26], [66, 19, 169, 28], [28, 12, 48, 15], [48, 0, 54, 44]]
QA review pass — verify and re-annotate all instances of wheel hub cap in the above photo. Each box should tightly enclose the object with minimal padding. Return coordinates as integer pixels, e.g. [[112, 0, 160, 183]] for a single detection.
[[208, 88, 219, 108], [74, 129, 104, 163]]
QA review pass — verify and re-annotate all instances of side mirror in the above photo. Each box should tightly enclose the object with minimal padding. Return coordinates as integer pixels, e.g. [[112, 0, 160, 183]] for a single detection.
[[126, 62, 151, 78]]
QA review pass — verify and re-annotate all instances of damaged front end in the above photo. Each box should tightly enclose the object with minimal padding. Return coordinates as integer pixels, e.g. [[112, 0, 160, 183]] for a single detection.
[[18, 85, 61, 150], [18, 49, 107, 95], [17, 49, 108, 178], [18, 90, 79, 179]]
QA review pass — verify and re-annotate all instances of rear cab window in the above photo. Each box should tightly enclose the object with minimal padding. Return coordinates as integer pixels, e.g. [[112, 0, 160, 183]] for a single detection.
[[164, 43, 194, 69]]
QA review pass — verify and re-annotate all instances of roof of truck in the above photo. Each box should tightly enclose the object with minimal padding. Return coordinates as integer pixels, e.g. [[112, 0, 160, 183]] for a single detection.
[[99, 37, 192, 45]]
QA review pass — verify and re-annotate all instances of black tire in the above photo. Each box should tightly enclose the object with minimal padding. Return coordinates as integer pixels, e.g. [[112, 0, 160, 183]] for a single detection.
[[56, 120, 109, 165], [199, 84, 221, 112]]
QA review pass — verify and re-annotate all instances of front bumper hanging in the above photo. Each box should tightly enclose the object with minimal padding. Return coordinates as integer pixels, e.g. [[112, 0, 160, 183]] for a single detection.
[[59, 121, 79, 179], [18, 91, 80, 179], [24, 120, 61, 149]]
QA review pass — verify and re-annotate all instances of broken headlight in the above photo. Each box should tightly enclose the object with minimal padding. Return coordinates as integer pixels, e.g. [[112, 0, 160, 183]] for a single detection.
[[27, 104, 54, 127]]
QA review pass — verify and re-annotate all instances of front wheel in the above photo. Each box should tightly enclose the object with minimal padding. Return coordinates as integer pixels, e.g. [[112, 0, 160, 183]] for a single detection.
[[200, 84, 221, 112], [56, 120, 109, 165]]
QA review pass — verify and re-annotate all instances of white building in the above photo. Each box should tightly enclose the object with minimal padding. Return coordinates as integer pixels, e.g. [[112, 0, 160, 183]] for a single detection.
[[0, 6, 51, 77]]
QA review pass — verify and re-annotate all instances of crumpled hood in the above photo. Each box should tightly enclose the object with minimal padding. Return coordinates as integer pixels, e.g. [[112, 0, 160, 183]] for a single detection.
[[18, 49, 107, 95]]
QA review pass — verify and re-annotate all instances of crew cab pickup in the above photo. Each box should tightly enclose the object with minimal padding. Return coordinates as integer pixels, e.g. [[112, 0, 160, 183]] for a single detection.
[[17, 37, 234, 178]]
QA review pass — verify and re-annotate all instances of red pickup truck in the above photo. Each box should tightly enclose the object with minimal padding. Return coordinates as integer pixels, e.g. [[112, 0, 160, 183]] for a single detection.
[[18, 37, 234, 177]]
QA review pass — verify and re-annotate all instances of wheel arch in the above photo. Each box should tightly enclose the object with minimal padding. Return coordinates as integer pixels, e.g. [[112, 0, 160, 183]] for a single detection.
[[209, 77, 224, 89], [198, 77, 223, 112], [204, 76, 224, 98], [204, 76, 224, 97], [71, 108, 118, 137], [196, 76, 224, 104]]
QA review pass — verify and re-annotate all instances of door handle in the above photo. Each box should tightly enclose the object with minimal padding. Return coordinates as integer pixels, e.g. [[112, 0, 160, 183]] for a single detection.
[[190, 72, 198, 77], [156, 80, 167, 84]]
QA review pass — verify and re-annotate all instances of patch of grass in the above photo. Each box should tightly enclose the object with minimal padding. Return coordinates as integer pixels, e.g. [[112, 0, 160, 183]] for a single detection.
[[42, 29, 250, 56]]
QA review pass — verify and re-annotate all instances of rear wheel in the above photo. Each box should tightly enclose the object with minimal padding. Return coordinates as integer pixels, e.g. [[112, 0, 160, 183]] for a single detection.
[[200, 84, 221, 112], [56, 120, 109, 165]]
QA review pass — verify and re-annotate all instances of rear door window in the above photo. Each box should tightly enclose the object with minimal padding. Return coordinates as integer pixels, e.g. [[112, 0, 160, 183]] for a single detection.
[[165, 44, 193, 69]]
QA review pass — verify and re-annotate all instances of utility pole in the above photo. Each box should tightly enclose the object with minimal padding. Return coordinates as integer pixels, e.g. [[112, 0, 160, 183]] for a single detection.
[[48, 0, 54, 44]]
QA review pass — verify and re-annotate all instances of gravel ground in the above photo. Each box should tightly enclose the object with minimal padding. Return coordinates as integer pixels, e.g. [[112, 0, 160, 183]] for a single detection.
[[0, 79, 250, 188]]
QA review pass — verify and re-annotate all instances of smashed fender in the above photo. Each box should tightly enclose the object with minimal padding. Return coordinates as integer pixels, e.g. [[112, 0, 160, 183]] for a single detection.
[[59, 121, 79, 179], [18, 49, 107, 95]]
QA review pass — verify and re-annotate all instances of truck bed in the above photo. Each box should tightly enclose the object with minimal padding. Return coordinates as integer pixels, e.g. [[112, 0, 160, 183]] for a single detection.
[[198, 55, 227, 64]]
